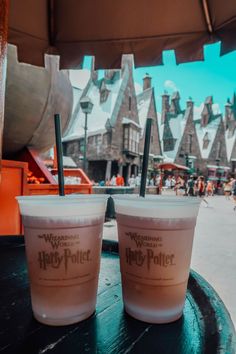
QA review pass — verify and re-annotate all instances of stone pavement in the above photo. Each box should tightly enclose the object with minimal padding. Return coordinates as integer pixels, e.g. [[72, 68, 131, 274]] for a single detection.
[[102, 195, 236, 328]]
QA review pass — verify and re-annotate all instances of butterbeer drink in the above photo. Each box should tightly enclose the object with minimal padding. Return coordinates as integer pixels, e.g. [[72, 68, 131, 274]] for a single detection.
[[17, 195, 108, 326], [113, 195, 200, 324]]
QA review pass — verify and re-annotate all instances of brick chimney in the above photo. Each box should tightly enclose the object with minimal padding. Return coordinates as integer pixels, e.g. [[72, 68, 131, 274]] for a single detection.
[[225, 98, 232, 128], [143, 73, 152, 91], [186, 97, 194, 112], [161, 92, 170, 124], [169, 91, 181, 115]]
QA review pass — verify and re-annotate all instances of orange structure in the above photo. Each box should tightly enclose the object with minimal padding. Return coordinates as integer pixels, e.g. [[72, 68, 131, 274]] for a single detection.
[[0, 160, 28, 235], [0, 148, 92, 235], [18, 148, 92, 196]]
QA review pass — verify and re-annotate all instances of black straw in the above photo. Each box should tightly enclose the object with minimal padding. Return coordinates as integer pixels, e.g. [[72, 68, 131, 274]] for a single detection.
[[140, 118, 152, 197], [54, 114, 65, 196]]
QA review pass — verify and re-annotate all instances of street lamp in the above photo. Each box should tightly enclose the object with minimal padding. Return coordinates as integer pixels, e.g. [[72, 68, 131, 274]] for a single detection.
[[79, 96, 94, 174]]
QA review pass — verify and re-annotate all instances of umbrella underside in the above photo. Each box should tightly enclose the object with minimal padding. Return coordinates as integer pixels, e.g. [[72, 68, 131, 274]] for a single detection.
[[8, 0, 236, 69]]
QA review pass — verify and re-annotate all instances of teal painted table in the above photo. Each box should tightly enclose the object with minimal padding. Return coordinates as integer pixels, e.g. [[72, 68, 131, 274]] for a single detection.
[[0, 237, 235, 353]]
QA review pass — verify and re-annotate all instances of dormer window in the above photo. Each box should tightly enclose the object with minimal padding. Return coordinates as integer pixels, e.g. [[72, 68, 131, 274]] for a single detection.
[[100, 89, 109, 103], [100, 80, 110, 103], [203, 132, 210, 149]]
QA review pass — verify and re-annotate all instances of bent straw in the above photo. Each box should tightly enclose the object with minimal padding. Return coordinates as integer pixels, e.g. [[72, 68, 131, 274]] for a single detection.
[[140, 118, 152, 197], [54, 114, 65, 196]]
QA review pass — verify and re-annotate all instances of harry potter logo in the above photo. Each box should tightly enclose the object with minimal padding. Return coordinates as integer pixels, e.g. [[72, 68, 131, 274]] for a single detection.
[[38, 248, 91, 271], [126, 248, 175, 270]]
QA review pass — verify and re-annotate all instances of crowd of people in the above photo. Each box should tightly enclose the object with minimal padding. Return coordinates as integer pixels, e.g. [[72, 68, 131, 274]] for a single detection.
[[163, 174, 236, 210], [93, 172, 236, 211]]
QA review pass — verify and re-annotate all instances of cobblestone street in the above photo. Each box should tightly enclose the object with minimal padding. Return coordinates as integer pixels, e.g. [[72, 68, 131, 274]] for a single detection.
[[103, 195, 236, 328]]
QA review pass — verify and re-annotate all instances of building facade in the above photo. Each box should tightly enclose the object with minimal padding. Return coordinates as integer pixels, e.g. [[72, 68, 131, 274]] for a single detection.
[[63, 56, 162, 183], [160, 93, 236, 179], [63, 56, 236, 182]]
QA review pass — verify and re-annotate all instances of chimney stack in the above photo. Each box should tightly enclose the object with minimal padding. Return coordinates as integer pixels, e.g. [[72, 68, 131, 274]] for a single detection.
[[169, 91, 181, 115], [161, 91, 170, 123], [225, 98, 232, 128], [201, 96, 213, 126], [143, 73, 152, 91], [186, 97, 194, 112]]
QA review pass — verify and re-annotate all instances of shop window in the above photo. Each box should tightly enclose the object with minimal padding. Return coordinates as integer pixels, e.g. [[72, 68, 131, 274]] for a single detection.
[[123, 125, 139, 154]]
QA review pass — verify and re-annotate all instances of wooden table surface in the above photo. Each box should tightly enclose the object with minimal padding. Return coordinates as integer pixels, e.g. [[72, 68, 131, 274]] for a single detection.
[[0, 236, 235, 354]]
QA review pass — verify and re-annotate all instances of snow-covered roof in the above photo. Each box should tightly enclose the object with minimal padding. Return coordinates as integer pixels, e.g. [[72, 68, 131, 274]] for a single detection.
[[225, 129, 236, 161], [63, 87, 83, 137], [122, 117, 141, 129], [212, 103, 221, 115], [193, 104, 204, 121], [195, 117, 221, 159], [137, 88, 152, 136], [72, 87, 82, 115], [64, 68, 124, 140], [63, 128, 106, 142], [166, 112, 187, 160]]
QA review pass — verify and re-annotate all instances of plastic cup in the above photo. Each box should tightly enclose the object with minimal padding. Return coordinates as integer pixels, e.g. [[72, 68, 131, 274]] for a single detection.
[[16, 194, 108, 326], [113, 195, 201, 324]]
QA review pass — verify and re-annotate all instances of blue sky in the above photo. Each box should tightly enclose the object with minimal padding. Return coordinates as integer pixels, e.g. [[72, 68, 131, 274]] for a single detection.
[[80, 42, 236, 114]]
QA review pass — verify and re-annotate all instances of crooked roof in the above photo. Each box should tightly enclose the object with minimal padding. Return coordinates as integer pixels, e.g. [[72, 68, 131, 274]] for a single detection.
[[63, 66, 128, 141], [167, 109, 189, 160], [195, 116, 221, 159], [158, 109, 189, 162], [63, 86, 83, 137]]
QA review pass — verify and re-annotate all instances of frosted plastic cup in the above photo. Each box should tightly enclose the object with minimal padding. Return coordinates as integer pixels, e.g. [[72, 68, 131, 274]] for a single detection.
[[113, 195, 201, 324], [16, 194, 108, 326]]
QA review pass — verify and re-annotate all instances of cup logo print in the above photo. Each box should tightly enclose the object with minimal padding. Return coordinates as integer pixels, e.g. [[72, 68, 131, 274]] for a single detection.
[[37, 233, 92, 272], [125, 231, 176, 270]]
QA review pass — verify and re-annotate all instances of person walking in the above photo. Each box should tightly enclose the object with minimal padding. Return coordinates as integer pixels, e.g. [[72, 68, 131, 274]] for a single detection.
[[175, 176, 185, 196], [197, 176, 208, 206], [231, 178, 236, 211], [206, 180, 214, 197], [223, 180, 232, 200], [187, 175, 195, 196]]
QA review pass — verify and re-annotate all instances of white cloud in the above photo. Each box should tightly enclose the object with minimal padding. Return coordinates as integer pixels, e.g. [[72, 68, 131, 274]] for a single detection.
[[164, 80, 178, 92], [212, 103, 221, 114], [69, 69, 90, 89]]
